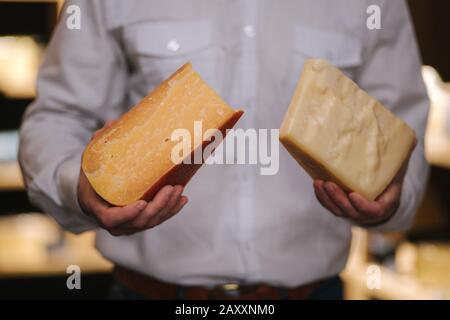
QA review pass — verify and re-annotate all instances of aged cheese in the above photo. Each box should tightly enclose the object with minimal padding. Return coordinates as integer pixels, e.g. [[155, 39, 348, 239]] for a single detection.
[[82, 63, 243, 206], [280, 59, 416, 201]]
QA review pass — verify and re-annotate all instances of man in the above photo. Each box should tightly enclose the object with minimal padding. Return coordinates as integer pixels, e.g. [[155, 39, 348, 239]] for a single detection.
[[19, 0, 429, 299]]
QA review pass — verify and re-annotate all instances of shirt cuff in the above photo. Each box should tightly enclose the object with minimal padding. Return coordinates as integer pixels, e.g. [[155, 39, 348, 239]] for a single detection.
[[55, 153, 99, 233]]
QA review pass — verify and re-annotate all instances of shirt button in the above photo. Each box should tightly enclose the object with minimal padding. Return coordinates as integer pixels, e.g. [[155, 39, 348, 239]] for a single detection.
[[243, 25, 255, 38], [167, 39, 180, 52]]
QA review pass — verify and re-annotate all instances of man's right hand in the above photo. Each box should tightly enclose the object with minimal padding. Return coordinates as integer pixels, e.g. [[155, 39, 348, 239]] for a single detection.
[[77, 121, 188, 236]]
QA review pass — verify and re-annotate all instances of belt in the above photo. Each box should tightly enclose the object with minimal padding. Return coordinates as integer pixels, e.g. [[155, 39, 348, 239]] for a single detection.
[[113, 265, 326, 300]]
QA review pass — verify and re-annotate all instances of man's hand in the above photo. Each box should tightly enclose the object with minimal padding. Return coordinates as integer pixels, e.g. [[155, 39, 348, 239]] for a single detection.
[[313, 140, 416, 227], [77, 121, 188, 236], [78, 171, 187, 236]]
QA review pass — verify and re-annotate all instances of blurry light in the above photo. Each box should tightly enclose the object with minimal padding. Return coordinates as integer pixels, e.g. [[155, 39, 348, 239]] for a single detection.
[[421, 66, 450, 168], [0, 130, 19, 161], [0, 131, 23, 190], [416, 243, 450, 288], [0, 35, 43, 98], [0, 161, 24, 190]]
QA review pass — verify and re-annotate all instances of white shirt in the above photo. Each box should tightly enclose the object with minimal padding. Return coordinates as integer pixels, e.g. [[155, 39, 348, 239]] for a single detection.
[[19, 0, 429, 287]]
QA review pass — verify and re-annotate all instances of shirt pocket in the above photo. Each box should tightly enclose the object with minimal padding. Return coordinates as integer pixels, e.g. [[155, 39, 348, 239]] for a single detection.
[[123, 19, 225, 96], [286, 25, 363, 94]]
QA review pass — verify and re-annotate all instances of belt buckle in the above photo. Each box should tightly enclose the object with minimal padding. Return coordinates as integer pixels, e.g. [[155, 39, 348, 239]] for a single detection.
[[211, 283, 240, 298]]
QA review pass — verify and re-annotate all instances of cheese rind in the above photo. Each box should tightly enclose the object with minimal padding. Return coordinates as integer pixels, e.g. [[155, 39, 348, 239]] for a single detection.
[[280, 59, 416, 201], [82, 63, 243, 206]]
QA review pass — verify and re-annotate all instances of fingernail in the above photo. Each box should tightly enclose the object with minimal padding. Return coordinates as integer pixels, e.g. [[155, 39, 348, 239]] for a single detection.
[[325, 183, 334, 192], [136, 201, 147, 211], [349, 194, 361, 205], [165, 186, 174, 200]]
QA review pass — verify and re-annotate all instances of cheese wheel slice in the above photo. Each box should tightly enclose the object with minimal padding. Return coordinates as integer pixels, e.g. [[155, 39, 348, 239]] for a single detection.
[[280, 59, 416, 201], [82, 62, 243, 206]]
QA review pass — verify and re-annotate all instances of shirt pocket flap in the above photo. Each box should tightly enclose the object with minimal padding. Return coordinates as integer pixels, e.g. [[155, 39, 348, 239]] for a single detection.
[[135, 20, 213, 58], [294, 26, 362, 68]]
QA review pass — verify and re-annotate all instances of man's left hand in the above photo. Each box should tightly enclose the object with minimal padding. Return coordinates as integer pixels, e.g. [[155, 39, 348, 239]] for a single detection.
[[313, 142, 415, 227]]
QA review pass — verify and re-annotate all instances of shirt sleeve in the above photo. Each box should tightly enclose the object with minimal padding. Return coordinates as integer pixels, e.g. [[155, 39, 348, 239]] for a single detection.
[[355, 0, 430, 232], [19, 0, 128, 233]]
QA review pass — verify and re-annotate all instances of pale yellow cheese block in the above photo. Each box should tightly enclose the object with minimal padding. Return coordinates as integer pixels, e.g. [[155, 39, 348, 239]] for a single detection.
[[280, 59, 416, 201], [82, 62, 243, 206]]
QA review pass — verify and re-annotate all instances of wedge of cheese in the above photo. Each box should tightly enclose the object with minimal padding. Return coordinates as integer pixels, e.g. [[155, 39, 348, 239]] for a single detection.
[[82, 63, 243, 206], [280, 59, 416, 201]]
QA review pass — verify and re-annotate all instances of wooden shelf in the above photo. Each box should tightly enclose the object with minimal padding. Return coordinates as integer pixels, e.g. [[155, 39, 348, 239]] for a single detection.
[[0, 161, 24, 191], [0, 213, 112, 277], [342, 228, 450, 300]]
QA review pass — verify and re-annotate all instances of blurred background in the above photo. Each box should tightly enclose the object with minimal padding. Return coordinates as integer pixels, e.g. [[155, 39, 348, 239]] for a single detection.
[[0, 0, 449, 299]]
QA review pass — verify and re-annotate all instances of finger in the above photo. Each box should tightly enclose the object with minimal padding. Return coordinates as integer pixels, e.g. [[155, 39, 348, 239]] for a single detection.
[[323, 182, 360, 220], [110, 196, 189, 235], [148, 194, 187, 227], [348, 192, 383, 218], [85, 191, 112, 213], [143, 185, 175, 216], [313, 180, 343, 217], [367, 142, 411, 216], [145, 186, 184, 227], [99, 200, 147, 229], [123, 186, 175, 229], [376, 182, 401, 208], [107, 227, 137, 237], [158, 185, 184, 217], [170, 196, 188, 215]]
